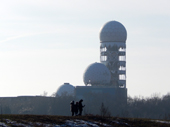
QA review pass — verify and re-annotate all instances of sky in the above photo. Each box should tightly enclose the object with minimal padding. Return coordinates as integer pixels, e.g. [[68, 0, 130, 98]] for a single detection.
[[0, 0, 170, 97]]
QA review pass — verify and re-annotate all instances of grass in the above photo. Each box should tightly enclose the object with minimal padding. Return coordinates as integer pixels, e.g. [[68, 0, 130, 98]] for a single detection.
[[0, 114, 170, 127]]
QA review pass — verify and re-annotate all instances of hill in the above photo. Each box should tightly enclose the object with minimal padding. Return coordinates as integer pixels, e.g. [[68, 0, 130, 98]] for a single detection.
[[0, 115, 170, 127]]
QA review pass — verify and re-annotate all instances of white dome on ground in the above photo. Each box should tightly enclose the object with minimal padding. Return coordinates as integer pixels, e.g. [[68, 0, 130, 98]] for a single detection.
[[56, 83, 75, 96], [83, 62, 111, 86], [100, 21, 127, 42]]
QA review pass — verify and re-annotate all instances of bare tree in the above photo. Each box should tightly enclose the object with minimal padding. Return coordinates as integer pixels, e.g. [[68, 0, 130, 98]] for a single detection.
[[41, 91, 48, 96], [100, 102, 111, 117]]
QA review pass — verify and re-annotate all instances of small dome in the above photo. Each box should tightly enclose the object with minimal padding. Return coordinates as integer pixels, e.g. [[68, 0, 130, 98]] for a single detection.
[[56, 83, 75, 96], [83, 62, 111, 86], [100, 21, 127, 42]]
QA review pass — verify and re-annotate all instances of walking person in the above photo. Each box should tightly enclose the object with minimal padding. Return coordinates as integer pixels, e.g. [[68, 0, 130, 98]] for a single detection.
[[78, 99, 85, 116], [74, 102, 79, 116], [70, 101, 75, 116]]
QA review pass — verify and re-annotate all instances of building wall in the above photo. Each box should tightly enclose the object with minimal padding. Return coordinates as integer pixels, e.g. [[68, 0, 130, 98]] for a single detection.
[[75, 86, 127, 103]]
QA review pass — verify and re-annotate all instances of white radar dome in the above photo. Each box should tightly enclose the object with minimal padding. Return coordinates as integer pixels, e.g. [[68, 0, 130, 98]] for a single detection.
[[83, 62, 111, 86], [56, 83, 75, 96], [100, 21, 127, 42]]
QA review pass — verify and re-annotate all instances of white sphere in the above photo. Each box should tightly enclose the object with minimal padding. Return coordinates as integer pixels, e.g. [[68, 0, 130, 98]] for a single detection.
[[83, 62, 111, 86], [56, 83, 75, 96], [99, 21, 127, 42]]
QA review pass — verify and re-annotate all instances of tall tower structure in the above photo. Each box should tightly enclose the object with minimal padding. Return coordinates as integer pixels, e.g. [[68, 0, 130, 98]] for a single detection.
[[100, 21, 127, 88], [75, 20, 127, 107]]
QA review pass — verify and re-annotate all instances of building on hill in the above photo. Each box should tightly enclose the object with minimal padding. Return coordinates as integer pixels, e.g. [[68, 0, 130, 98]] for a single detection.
[[0, 21, 128, 116], [57, 21, 128, 105], [75, 21, 127, 103]]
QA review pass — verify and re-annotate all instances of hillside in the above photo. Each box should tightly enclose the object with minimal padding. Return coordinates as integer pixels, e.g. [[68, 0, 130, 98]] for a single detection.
[[0, 115, 170, 127]]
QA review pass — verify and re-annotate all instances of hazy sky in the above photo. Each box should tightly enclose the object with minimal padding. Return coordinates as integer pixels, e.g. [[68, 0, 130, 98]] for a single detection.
[[0, 0, 170, 97]]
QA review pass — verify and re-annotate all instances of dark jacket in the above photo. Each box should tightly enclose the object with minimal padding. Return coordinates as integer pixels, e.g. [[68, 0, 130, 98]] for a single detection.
[[74, 102, 79, 113], [79, 100, 84, 111], [70, 101, 75, 112]]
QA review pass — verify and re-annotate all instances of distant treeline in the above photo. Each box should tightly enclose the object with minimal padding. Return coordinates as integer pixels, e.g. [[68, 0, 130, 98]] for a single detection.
[[0, 92, 170, 120]]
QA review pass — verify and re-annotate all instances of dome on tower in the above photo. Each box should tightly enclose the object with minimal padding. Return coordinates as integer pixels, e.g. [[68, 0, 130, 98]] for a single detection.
[[56, 83, 75, 96], [99, 21, 127, 42], [83, 62, 111, 86]]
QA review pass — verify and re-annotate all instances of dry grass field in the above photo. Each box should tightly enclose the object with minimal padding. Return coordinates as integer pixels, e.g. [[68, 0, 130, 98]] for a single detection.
[[0, 114, 170, 127]]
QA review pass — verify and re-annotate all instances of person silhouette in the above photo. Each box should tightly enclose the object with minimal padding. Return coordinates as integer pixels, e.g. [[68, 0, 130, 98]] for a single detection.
[[78, 99, 85, 116], [70, 101, 75, 116], [74, 102, 79, 116]]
